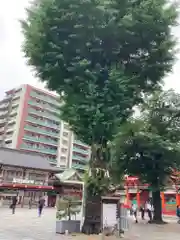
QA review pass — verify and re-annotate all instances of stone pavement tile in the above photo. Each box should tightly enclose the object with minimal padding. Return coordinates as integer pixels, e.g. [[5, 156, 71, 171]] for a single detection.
[[124, 221, 180, 240], [0, 208, 179, 240]]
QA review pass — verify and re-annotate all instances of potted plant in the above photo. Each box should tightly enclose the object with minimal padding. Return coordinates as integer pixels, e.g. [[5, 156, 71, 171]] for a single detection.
[[56, 196, 82, 234]]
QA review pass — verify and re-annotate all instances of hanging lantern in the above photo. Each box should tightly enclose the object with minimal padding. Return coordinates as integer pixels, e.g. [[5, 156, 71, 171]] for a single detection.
[[104, 170, 110, 178], [96, 168, 99, 174]]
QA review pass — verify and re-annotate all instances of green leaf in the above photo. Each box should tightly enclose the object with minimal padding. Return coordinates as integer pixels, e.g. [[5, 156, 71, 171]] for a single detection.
[[113, 90, 180, 189], [22, 0, 178, 193]]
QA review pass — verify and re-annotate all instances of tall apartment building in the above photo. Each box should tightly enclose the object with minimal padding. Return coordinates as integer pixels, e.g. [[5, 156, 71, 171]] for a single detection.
[[0, 84, 90, 171]]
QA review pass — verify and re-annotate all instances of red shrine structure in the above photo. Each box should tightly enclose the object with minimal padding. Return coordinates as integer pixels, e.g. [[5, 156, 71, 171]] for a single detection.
[[124, 174, 180, 215]]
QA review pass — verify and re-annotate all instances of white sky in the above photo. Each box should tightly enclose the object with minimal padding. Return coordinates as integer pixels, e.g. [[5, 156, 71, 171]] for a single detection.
[[0, 0, 180, 98]]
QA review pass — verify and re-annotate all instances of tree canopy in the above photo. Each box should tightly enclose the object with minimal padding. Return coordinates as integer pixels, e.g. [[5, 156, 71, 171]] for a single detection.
[[22, 0, 178, 146], [113, 90, 180, 222], [22, 0, 178, 231]]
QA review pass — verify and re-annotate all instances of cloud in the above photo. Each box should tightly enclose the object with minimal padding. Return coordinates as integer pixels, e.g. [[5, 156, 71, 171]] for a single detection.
[[0, 0, 180, 98], [0, 0, 44, 98], [163, 21, 180, 92]]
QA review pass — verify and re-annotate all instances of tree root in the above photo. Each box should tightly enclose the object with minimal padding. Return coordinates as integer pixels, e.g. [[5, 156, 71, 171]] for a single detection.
[[148, 220, 168, 225]]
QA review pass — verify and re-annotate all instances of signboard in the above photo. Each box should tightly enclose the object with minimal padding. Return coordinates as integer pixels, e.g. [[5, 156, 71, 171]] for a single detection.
[[103, 203, 117, 227], [12, 178, 43, 185]]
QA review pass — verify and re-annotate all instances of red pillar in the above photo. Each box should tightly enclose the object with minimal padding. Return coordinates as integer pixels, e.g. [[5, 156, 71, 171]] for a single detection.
[[136, 190, 140, 207], [175, 185, 179, 206], [161, 192, 165, 210], [176, 193, 179, 205], [126, 188, 130, 207]]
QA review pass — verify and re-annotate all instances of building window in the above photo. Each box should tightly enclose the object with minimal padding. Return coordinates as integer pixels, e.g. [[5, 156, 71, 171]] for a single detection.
[[60, 156, 66, 162], [64, 124, 69, 130], [62, 139, 68, 145], [5, 139, 12, 144], [16, 171, 22, 177], [61, 148, 67, 153], [60, 165, 66, 168], [63, 132, 68, 137], [7, 121, 15, 126]]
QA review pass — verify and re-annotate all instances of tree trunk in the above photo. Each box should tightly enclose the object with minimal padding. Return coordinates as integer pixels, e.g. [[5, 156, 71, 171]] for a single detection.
[[81, 195, 102, 234], [152, 190, 166, 224], [81, 142, 110, 234]]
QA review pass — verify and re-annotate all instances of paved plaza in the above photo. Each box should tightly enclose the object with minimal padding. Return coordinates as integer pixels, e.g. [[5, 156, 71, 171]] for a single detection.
[[0, 208, 179, 240], [125, 219, 180, 240], [0, 208, 58, 240]]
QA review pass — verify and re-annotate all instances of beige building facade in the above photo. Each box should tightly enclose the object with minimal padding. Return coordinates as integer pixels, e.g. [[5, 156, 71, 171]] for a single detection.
[[0, 84, 90, 171]]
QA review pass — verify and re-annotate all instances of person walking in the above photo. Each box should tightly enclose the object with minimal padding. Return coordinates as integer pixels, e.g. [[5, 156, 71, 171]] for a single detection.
[[130, 203, 133, 216], [132, 203, 138, 223], [140, 204, 145, 220], [146, 201, 153, 223], [29, 198, 32, 209], [11, 196, 17, 214], [176, 205, 180, 223], [38, 196, 45, 217]]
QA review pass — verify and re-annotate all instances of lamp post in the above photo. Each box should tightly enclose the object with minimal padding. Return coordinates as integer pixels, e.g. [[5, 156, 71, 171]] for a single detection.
[[118, 195, 125, 238]]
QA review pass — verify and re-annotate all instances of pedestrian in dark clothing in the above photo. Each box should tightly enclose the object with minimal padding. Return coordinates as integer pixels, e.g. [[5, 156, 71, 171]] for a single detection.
[[130, 207, 133, 216], [132, 204, 138, 223], [140, 205, 145, 220], [146, 202, 153, 223], [38, 197, 45, 217], [176, 205, 180, 223], [11, 196, 17, 214], [29, 198, 32, 209]]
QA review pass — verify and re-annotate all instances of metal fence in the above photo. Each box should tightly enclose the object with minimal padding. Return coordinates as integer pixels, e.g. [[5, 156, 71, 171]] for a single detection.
[[118, 207, 129, 232]]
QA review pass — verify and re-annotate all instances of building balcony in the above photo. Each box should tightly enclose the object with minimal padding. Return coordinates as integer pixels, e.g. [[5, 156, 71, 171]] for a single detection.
[[28, 99, 59, 115], [23, 135, 58, 146], [21, 143, 57, 155], [0, 111, 8, 118], [28, 107, 60, 122], [13, 93, 21, 100], [0, 127, 4, 133], [9, 110, 17, 117], [6, 127, 14, 133], [2, 94, 12, 102], [30, 92, 60, 106], [73, 147, 89, 155], [0, 119, 5, 125], [8, 118, 16, 125], [12, 101, 19, 108], [0, 103, 9, 110], [72, 163, 88, 170], [5, 136, 13, 143], [24, 125, 59, 138], [72, 155, 89, 163], [73, 140, 89, 148], [48, 158, 57, 164], [26, 116, 59, 130]]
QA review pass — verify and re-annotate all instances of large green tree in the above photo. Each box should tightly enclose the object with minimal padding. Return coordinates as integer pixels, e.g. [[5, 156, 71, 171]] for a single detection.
[[113, 90, 180, 223], [22, 0, 177, 232]]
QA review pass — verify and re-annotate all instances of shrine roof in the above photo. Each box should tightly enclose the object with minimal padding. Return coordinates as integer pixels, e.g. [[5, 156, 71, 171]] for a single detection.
[[0, 147, 59, 172], [55, 168, 82, 182]]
